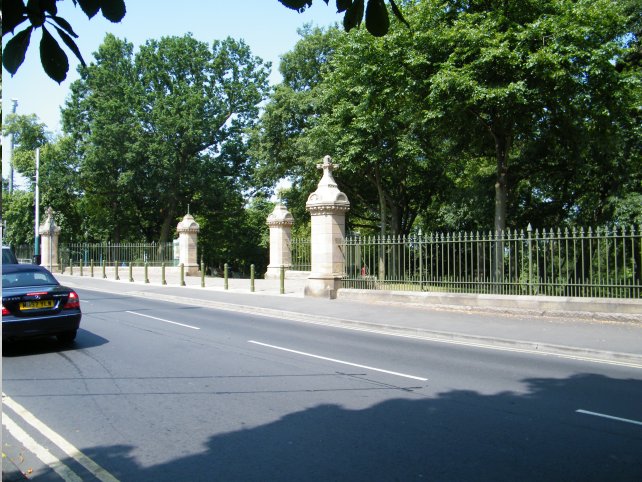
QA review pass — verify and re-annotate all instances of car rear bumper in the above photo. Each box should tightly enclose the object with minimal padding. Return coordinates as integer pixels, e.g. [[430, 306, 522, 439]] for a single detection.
[[2, 312, 81, 341]]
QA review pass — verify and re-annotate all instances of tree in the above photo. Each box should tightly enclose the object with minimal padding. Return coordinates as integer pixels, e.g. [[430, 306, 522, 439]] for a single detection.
[[62, 33, 271, 246], [62, 34, 144, 242], [2, 114, 82, 244], [255, 0, 640, 240], [253, 23, 447, 237], [250, 26, 342, 228], [309, 23, 448, 236], [414, 0, 640, 232], [1, 189, 35, 247], [196, 193, 273, 275], [2, 113, 50, 178], [134, 34, 271, 244], [37, 137, 83, 241]]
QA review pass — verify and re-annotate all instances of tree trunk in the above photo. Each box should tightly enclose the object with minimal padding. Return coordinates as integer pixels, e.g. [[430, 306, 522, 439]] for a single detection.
[[492, 133, 510, 282], [158, 198, 177, 250], [375, 167, 387, 280], [494, 136, 509, 235], [112, 200, 121, 243]]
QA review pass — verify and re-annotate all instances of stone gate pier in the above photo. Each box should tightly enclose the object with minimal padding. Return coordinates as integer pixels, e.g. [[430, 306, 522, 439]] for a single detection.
[[265, 203, 294, 279], [39, 207, 61, 271], [305, 156, 350, 298], [177, 213, 200, 275]]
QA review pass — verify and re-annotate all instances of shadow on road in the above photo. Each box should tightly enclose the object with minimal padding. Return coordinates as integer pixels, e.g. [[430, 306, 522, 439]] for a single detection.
[[64, 373, 642, 481], [2, 329, 110, 357]]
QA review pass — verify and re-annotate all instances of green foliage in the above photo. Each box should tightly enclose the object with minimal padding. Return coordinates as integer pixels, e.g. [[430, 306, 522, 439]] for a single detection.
[[62, 34, 144, 242], [195, 193, 273, 276], [2, 0, 126, 82], [2, 189, 35, 247], [2, 113, 42, 142], [61, 32, 272, 262], [2, 114, 50, 175], [37, 137, 83, 242], [419, 0, 640, 231], [249, 26, 342, 228], [0, 123, 83, 245], [253, 20, 449, 236], [256, 0, 641, 236]]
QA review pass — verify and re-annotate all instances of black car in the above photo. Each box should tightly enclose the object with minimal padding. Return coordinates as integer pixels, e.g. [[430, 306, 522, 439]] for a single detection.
[[2, 264, 81, 344]]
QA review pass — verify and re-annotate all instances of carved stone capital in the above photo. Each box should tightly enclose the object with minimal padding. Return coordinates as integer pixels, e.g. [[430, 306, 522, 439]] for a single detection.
[[267, 203, 294, 227], [177, 213, 200, 233]]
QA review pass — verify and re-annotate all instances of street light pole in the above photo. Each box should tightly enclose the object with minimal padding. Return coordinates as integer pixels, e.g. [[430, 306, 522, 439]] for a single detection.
[[49, 210, 54, 271], [34, 148, 40, 263], [9, 99, 18, 193]]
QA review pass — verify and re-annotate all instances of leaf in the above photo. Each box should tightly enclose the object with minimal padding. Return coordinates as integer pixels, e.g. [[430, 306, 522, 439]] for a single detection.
[[27, 0, 47, 27], [389, 0, 410, 29], [100, 0, 127, 22], [51, 15, 80, 37], [343, 0, 364, 32], [2, 27, 33, 75], [365, 0, 389, 37], [278, 0, 313, 12], [53, 25, 86, 66], [40, 0, 58, 15], [3, 0, 28, 35], [40, 26, 69, 83], [76, 0, 100, 19], [336, 0, 352, 13]]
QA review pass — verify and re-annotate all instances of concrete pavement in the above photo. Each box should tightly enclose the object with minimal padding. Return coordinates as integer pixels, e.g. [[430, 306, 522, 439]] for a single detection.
[[55, 267, 642, 367]]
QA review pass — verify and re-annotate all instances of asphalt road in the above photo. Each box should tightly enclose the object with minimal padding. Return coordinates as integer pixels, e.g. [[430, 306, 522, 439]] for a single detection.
[[3, 288, 642, 481]]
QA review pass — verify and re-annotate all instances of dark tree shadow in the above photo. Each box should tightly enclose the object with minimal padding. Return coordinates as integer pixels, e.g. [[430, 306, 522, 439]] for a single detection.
[[65, 373, 642, 482]]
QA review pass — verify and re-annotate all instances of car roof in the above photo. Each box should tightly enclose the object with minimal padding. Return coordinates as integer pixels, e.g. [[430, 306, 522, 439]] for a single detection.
[[2, 264, 51, 275]]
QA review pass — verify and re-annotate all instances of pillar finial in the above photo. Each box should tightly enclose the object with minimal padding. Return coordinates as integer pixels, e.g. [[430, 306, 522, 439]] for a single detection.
[[316, 155, 339, 188]]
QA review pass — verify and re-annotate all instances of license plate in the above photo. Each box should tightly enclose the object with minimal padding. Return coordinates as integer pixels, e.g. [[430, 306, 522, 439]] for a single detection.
[[20, 300, 54, 310]]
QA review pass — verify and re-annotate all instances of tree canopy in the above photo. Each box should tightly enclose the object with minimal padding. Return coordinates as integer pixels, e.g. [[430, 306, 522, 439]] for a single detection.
[[61, 33, 271, 247], [2, 114, 82, 246], [253, 0, 641, 235]]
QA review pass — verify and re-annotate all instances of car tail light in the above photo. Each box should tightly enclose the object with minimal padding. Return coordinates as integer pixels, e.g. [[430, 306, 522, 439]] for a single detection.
[[2, 305, 9, 316], [63, 291, 80, 309]]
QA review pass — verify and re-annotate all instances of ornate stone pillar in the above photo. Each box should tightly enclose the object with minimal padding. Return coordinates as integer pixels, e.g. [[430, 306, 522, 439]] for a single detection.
[[265, 203, 294, 279], [39, 206, 61, 271], [177, 213, 200, 275], [305, 155, 350, 299]]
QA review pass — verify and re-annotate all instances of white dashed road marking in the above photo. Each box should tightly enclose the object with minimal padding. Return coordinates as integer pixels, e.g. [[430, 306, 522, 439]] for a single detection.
[[126, 310, 200, 330], [249, 340, 428, 381]]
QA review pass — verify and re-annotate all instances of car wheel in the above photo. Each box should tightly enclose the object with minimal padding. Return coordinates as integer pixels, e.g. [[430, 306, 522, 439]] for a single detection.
[[57, 330, 77, 344]]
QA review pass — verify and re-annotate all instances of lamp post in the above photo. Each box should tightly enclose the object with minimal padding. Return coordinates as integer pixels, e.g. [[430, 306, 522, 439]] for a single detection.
[[34, 148, 41, 264], [9, 99, 18, 193], [48, 209, 54, 271]]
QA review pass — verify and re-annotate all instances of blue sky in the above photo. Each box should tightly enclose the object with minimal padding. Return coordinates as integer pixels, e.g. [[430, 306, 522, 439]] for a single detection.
[[2, 0, 339, 178]]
